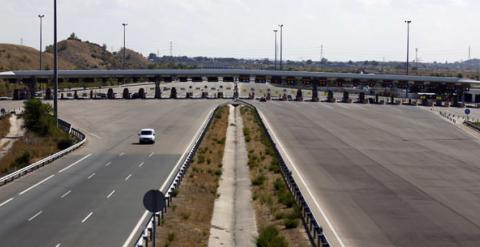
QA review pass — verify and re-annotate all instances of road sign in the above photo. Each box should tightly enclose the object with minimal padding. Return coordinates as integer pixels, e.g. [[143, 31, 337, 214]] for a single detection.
[[465, 109, 471, 115], [143, 190, 166, 213]]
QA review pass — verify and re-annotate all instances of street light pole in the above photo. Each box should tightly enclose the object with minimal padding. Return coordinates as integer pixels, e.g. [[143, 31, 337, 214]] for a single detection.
[[38, 14, 45, 71], [122, 23, 128, 69], [53, 0, 58, 126], [279, 24, 284, 70], [273, 29, 278, 70], [405, 20, 412, 75]]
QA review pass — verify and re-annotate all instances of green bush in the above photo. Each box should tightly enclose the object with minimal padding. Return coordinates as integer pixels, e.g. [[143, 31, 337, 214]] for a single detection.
[[283, 217, 299, 229], [256, 225, 288, 247], [57, 137, 74, 150], [278, 191, 296, 208], [252, 174, 266, 186], [14, 151, 31, 168], [273, 178, 286, 192], [23, 99, 56, 136]]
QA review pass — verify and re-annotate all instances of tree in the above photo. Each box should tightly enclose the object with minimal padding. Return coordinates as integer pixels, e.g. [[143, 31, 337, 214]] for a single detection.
[[68, 33, 80, 41], [23, 99, 56, 136]]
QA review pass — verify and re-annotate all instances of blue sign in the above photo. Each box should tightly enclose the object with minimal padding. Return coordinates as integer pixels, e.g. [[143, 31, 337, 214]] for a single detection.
[[465, 109, 471, 115]]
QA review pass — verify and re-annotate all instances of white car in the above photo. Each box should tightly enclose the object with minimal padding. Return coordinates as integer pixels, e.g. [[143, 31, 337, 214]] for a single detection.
[[138, 128, 155, 144]]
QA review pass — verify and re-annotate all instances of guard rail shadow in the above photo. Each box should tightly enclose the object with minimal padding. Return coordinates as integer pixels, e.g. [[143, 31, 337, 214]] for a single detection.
[[0, 119, 87, 186], [134, 104, 222, 247], [240, 100, 330, 247]]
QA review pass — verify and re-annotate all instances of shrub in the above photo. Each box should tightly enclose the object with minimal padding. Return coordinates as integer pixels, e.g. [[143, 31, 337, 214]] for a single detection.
[[23, 99, 56, 136], [256, 225, 288, 247], [57, 137, 74, 150], [14, 151, 31, 168], [278, 191, 295, 208], [252, 174, 266, 186], [283, 218, 299, 229]]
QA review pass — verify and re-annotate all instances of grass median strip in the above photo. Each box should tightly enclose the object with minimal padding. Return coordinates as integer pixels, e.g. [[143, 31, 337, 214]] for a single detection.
[[240, 105, 311, 247], [154, 105, 228, 247]]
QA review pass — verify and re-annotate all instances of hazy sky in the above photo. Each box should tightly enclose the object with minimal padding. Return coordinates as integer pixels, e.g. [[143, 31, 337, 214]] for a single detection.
[[0, 0, 478, 62]]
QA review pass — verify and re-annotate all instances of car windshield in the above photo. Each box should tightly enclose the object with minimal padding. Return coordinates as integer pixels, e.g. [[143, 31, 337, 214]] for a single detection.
[[141, 130, 153, 135]]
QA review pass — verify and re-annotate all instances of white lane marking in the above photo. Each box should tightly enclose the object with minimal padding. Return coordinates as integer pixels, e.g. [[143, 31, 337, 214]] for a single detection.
[[19, 174, 55, 196], [105, 161, 112, 167], [138, 162, 144, 168], [0, 198, 14, 207], [55, 244, 61, 247], [122, 107, 215, 247], [125, 174, 132, 181], [28, 210, 43, 222], [119, 152, 125, 157], [60, 190, 72, 198], [81, 212, 93, 223], [87, 173, 96, 180], [106, 190, 115, 199], [58, 153, 93, 173], [259, 110, 346, 247], [148, 152, 154, 158], [89, 132, 101, 139]]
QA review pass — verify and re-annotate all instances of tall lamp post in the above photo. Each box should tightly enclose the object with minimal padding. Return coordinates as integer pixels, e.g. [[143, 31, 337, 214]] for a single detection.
[[122, 23, 128, 69], [53, 0, 58, 126], [273, 29, 278, 70], [38, 14, 45, 70], [405, 20, 412, 75], [279, 24, 284, 70]]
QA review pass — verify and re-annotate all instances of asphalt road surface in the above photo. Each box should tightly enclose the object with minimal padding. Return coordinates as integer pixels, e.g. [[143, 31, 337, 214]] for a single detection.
[[0, 100, 223, 247], [253, 101, 480, 247]]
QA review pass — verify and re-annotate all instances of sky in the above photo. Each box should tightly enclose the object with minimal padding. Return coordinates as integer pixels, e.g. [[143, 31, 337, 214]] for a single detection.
[[0, 0, 478, 62]]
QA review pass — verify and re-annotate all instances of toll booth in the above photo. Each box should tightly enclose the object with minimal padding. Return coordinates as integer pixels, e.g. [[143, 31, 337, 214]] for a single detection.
[[357, 92, 366, 104], [327, 90, 335, 103], [295, 89, 303, 101], [342, 92, 351, 103], [170, 87, 177, 99]]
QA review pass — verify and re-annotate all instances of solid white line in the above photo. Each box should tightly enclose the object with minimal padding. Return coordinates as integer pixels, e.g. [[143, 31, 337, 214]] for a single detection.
[[55, 244, 61, 247], [28, 210, 43, 222], [60, 190, 71, 198], [259, 110, 346, 247], [122, 107, 215, 247], [58, 153, 92, 173], [19, 174, 55, 196], [138, 162, 144, 168], [105, 161, 112, 167], [119, 152, 125, 157], [0, 198, 14, 207], [107, 190, 115, 198], [87, 173, 95, 180], [148, 152, 154, 158], [89, 133, 101, 139], [81, 212, 93, 223], [125, 174, 132, 181]]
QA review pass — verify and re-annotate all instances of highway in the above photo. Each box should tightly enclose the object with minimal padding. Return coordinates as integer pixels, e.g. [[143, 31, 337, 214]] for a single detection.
[[0, 100, 223, 247], [253, 101, 480, 247]]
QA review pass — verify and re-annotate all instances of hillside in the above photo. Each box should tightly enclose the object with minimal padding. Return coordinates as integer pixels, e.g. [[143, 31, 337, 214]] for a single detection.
[[0, 37, 152, 72], [0, 44, 76, 71], [48, 38, 152, 69]]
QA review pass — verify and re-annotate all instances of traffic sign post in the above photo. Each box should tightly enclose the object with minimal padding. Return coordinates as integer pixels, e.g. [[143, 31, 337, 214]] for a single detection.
[[143, 190, 166, 247], [465, 109, 471, 121]]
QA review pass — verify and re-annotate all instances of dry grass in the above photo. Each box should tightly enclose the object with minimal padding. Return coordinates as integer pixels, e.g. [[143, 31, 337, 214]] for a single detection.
[[154, 105, 229, 247], [240, 106, 311, 247], [0, 114, 11, 139], [0, 43, 75, 71], [0, 129, 71, 175]]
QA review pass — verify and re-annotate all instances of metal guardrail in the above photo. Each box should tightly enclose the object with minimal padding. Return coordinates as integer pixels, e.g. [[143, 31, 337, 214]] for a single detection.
[[0, 119, 87, 186], [133, 104, 220, 247], [240, 100, 330, 247], [464, 121, 480, 132]]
